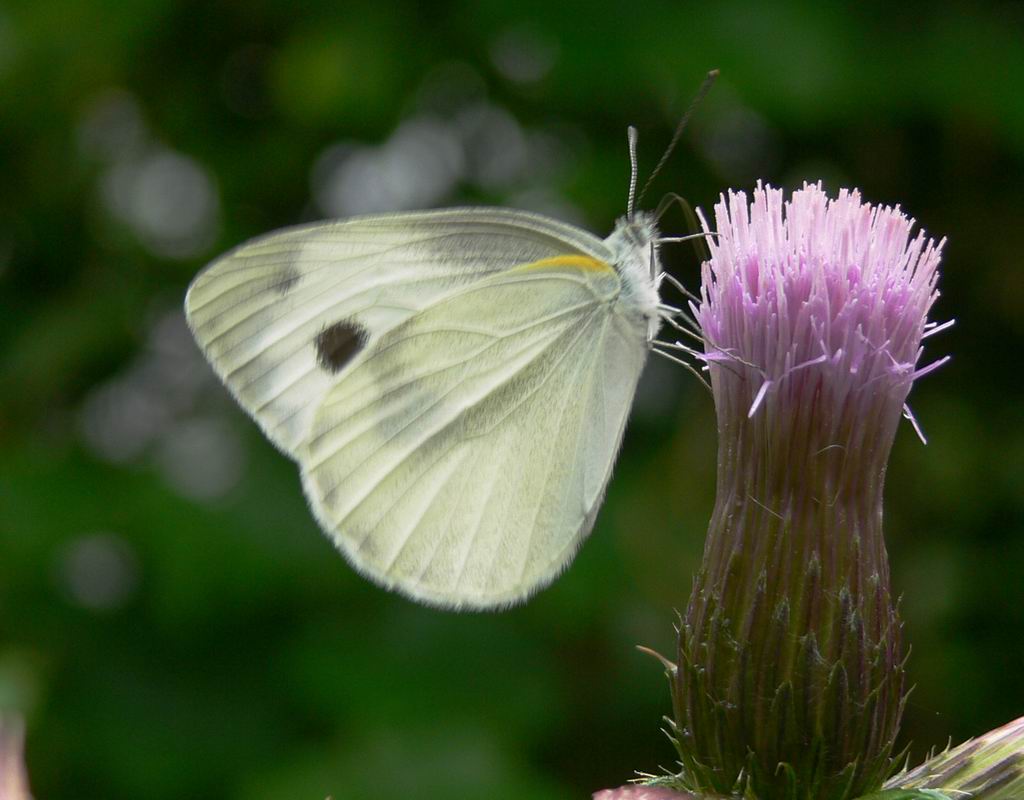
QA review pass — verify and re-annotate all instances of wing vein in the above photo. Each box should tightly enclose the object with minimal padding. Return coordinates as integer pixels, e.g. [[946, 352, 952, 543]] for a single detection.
[[451, 447, 506, 593], [375, 446, 469, 573], [510, 322, 592, 590]]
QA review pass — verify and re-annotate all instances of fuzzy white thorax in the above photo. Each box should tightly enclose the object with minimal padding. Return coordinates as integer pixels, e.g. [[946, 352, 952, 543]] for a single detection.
[[605, 212, 663, 344]]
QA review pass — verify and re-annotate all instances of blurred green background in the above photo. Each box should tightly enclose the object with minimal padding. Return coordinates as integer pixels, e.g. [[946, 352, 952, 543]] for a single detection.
[[2, 1, 1023, 798]]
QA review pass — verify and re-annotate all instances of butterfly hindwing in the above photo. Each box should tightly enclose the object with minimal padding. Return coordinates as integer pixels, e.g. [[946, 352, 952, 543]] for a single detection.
[[299, 260, 647, 608]]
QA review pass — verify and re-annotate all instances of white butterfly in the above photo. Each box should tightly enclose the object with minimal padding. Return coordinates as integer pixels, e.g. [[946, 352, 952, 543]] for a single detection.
[[184, 102, 714, 609]]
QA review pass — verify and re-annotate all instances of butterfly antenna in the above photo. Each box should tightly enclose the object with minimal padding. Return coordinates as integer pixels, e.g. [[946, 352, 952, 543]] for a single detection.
[[627, 126, 640, 220], [636, 69, 719, 208]]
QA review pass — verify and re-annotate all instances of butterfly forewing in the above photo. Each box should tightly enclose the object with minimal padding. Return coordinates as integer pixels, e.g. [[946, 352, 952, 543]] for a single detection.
[[185, 209, 607, 456]]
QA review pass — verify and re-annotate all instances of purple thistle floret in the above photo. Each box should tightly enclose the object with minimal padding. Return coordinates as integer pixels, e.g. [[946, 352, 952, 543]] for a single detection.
[[696, 182, 947, 429], [0, 716, 32, 800], [669, 184, 948, 800]]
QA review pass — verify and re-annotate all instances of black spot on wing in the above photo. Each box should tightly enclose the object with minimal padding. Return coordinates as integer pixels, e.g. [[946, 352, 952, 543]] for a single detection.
[[274, 264, 301, 295], [315, 320, 366, 374]]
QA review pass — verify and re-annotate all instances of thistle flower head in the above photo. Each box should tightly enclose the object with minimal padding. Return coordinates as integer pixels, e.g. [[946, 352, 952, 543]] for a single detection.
[[697, 182, 947, 430], [671, 184, 948, 800], [0, 715, 32, 800]]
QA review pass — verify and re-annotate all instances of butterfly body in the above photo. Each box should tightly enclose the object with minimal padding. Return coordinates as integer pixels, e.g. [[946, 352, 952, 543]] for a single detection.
[[186, 207, 663, 608]]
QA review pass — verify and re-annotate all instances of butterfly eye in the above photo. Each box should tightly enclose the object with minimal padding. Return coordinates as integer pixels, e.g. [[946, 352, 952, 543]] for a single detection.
[[314, 321, 366, 374]]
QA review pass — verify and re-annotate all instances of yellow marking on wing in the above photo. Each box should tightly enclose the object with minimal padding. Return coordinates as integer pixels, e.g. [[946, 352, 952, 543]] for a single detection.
[[519, 254, 614, 274]]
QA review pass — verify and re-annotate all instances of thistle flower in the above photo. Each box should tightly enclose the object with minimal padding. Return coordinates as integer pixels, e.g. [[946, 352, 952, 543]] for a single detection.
[[0, 715, 32, 800], [593, 787, 696, 799], [670, 183, 947, 800]]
